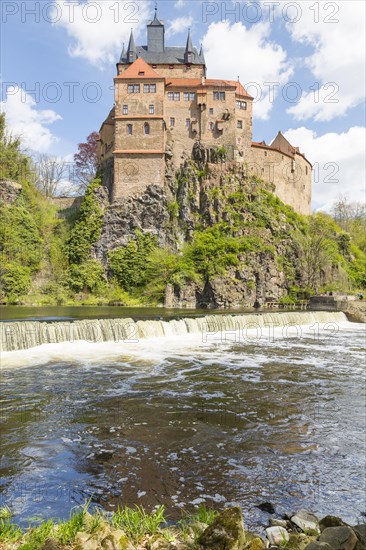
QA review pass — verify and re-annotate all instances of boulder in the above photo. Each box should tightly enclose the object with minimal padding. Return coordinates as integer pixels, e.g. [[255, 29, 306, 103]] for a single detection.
[[320, 516, 348, 532], [270, 518, 289, 529], [291, 510, 320, 534], [353, 525, 366, 544], [265, 526, 289, 546], [197, 506, 246, 549], [319, 526, 358, 550]]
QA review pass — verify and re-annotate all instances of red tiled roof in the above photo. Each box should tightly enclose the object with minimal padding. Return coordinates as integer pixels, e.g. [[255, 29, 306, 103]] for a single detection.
[[117, 58, 163, 79]]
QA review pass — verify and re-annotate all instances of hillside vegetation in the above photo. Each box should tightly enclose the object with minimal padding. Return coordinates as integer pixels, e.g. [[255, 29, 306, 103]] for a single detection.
[[0, 114, 365, 306]]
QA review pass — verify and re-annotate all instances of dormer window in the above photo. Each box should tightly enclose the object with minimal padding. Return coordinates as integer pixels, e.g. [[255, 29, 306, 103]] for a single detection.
[[169, 65, 174, 69], [138, 71, 145, 76]]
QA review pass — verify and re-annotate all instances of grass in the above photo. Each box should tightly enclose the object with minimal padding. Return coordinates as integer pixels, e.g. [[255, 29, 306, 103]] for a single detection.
[[112, 504, 166, 543], [0, 503, 219, 549]]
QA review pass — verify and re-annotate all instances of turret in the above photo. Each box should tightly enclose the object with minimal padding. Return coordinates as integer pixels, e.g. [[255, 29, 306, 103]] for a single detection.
[[184, 29, 194, 63], [147, 7, 164, 53], [127, 29, 137, 63]]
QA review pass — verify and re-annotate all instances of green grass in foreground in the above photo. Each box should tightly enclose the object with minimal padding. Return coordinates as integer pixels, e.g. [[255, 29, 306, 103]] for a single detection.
[[0, 503, 218, 549]]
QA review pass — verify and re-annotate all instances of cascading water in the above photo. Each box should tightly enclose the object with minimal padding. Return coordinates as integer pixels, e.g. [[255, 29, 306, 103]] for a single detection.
[[1, 311, 348, 352]]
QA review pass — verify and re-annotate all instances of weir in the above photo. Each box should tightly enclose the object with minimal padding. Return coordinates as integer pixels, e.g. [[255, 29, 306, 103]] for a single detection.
[[0, 311, 348, 353]]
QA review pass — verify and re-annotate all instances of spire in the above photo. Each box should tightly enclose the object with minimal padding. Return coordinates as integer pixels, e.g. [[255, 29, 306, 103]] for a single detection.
[[199, 43, 206, 65], [148, 3, 164, 27], [119, 42, 126, 63], [184, 28, 194, 63], [127, 29, 137, 63]]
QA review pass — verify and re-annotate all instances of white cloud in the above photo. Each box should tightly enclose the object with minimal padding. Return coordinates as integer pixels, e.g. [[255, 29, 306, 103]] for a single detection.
[[1, 87, 62, 153], [284, 126, 366, 211], [202, 20, 293, 119], [54, 0, 150, 67], [281, 1, 366, 121], [166, 16, 193, 38], [174, 0, 186, 8]]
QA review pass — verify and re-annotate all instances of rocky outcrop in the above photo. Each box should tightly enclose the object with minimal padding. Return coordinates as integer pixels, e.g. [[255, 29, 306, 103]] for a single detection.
[[0, 179, 22, 204], [94, 185, 171, 263], [95, 160, 306, 308]]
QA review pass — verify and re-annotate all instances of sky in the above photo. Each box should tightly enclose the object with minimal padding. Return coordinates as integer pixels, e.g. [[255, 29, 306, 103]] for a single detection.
[[1, 0, 365, 211]]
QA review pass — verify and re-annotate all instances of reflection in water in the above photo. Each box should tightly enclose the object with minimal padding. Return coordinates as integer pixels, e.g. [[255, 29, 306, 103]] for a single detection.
[[0, 320, 365, 529]]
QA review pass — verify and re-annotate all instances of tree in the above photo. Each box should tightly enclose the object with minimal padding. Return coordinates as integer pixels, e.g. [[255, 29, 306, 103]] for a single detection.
[[73, 131, 99, 193], [0, 113, 30, 181], [33, 154, 69, 197], [298, 214, 339, 290], [332, 195, 366, 232]]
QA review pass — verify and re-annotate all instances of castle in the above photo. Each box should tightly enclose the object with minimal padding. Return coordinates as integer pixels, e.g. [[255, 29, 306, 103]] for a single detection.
[[98, 10, 312, 215]]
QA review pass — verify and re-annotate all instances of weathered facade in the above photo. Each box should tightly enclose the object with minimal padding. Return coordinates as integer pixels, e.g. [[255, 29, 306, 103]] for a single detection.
[[98, 10, 312, 215]]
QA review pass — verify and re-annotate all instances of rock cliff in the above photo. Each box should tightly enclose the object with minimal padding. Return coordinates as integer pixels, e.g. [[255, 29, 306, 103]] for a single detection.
[[95, 156, 307, 308]]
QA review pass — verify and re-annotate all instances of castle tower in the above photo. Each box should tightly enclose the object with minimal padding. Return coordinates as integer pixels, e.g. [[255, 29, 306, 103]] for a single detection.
[[147, 7, 165, 53]]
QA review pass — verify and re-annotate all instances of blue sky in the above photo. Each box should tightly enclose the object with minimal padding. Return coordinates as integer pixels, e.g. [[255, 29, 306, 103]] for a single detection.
[[1, 0, 365, 209]]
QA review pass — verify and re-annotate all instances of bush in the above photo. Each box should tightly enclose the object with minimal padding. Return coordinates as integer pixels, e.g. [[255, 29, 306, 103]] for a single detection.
[[67, 179, 104, 264], [0, 263, 31, 302], [68, 260, 107, 295], [108, 231, 158, 292]]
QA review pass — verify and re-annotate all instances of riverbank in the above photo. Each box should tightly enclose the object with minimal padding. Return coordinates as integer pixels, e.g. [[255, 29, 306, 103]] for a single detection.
[[1, 504, 365, 550]]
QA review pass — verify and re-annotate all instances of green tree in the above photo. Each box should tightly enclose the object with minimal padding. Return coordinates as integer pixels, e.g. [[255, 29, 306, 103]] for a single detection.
[[108, 231, 158, 292]]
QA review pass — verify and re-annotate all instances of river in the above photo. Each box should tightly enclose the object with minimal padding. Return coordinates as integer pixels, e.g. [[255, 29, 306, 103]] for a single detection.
[[0, 310, 365, 529]]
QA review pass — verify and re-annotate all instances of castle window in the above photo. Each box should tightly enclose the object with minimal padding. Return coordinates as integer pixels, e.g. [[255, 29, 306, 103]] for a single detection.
[[169, 65, 174, 69], [213, 91, 225, 100], [123, 104, 128, 115], [306, 166, 308, 175], [149, 104, 155, 114], [183, 92, 196, 101], [127, 124, 133, 135], [186, 118, 191, 129], [144, 83, 156, 93], [128, 84, 140, 94], [264, 151, 267, 156], [170, 117, 175, 127], [167, 92, 180, 101], [138, 71, 145, 76], [237, 120, 243, 129], [209, 108, 214, 115], [209, 121, 214, 131], [144, 122, 150, 135], [236, 100, 247, 110], [152, 64, 157, 69]]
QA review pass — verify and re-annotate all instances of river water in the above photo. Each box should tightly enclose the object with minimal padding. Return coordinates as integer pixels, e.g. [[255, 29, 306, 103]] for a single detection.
[[0, 311, 365, 529]]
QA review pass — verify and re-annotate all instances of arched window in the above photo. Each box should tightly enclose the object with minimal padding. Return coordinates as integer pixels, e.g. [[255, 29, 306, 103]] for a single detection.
[[127, 124, 133, 135], [144, 122, 150, 135]]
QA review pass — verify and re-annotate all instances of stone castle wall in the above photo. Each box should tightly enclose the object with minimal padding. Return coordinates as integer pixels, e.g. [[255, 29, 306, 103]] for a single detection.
[[249, 145, 311, 215]]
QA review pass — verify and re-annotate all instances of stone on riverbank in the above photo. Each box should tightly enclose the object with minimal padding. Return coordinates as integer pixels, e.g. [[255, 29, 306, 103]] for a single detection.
[[291, 510, 320, 534], [320, 517, 348, 532], [265, 525, 289, 546], [197, 506, 246, 549], [319, 526, 358, 550]]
